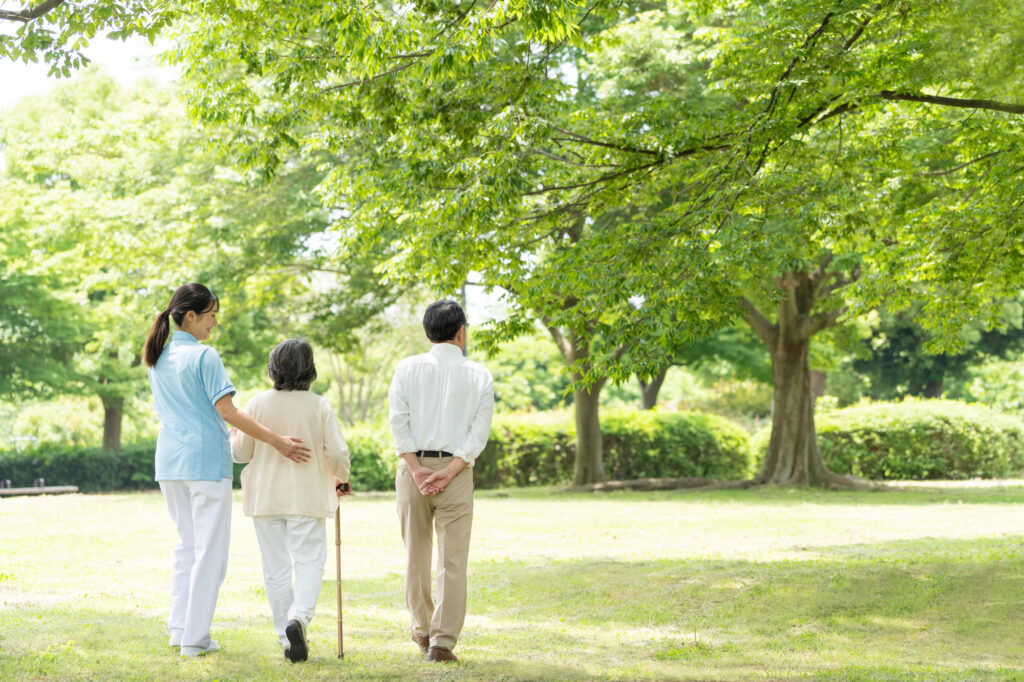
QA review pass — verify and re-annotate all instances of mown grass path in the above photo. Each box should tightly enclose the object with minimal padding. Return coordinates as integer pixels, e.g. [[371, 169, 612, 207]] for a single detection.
[[2, 484, 1024, 680]]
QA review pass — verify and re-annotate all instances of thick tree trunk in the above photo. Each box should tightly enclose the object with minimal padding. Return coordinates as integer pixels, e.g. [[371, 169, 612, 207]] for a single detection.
[[743, 263, 871, 489], [573, 385, 605, 486], [102, 396, 123, 454], [757, 336, 828, 485], [639, 367, 668, 410]]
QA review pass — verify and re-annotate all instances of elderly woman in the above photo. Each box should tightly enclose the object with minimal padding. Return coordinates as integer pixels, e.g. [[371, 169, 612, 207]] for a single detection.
[[231, 338, 352, 663]]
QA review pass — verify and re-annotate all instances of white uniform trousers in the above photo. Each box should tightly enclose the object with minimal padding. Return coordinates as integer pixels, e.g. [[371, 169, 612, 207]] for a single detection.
[[159, 478, 232, 651], [252, 515, 327, 648]]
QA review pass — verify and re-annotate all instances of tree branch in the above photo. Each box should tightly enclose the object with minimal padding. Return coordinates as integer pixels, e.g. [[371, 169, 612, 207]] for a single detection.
[[542, 317, 574, 364], [809, 252, 835, 284], [319, 59, 422, 94], [820, 265, 860, 298], [740, 297, 776, 345], [916, 149, 1006, 177], [764, 8, 837, 117], [878, 90, 1024, 115], [523, 146, 619, 169], [551, 127, 661, 157], [801, 306, 847, 338], [0, 0, 64, 22]]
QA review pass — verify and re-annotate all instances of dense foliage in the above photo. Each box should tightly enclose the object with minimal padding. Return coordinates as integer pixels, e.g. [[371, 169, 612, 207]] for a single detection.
[[4, 0, 1024, 487]]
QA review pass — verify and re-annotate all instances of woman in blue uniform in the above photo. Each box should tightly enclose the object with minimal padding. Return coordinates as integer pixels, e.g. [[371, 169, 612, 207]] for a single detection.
[[143, 283, 310, 657]]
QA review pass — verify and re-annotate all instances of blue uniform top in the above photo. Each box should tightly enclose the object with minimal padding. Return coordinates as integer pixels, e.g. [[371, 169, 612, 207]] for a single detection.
[[149, 331, 237, 481]]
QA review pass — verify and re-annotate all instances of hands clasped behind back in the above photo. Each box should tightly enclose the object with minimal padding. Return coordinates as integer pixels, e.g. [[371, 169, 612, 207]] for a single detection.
[[404, 455, 466, 496]]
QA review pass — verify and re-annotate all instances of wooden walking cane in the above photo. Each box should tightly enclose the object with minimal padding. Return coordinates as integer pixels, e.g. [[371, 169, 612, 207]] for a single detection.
[[335, 503, 344, 659]]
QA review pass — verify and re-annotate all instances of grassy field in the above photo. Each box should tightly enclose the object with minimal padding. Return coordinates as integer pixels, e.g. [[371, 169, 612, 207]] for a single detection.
[[3, 484, 1024, 681]]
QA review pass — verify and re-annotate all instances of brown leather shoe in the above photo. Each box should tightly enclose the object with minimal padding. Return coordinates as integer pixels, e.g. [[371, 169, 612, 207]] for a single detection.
[[427, 646, 457, 663], [411, 630, 429, 653]]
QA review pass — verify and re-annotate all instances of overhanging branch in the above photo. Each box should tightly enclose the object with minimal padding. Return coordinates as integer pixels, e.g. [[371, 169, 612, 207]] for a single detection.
[[0, 0, 64, 22], [879, 90, 1024, 115]]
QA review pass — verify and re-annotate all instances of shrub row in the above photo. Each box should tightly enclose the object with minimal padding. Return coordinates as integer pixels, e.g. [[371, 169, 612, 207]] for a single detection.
[[748, 399, 1024, 480], [0, 438, 394, 493], [470, 409, 755, 488], [0, 443, 158, 492], [0, 409, 755, 492], [814, 400, 1024, 480], [7, 400, 1019, 491]]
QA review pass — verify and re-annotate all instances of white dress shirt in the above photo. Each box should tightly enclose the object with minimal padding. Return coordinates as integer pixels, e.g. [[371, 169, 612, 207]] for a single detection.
[[388, 342, 494, 466]]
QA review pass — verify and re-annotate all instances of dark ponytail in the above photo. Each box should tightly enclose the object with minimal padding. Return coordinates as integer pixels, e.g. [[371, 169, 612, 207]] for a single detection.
[[143, 283, 220, 367]]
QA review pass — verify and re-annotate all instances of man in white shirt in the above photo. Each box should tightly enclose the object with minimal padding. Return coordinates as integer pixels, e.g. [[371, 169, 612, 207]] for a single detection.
[[388, 300, 494, 663]]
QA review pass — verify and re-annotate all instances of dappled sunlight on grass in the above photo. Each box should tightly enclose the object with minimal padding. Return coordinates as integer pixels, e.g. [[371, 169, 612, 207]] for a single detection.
[[4, 487, 1024, 679]]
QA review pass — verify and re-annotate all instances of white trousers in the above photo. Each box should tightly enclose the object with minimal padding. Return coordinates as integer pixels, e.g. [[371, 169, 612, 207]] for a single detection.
[[159, 478, 232, 650], [252, 515, 327, 648]]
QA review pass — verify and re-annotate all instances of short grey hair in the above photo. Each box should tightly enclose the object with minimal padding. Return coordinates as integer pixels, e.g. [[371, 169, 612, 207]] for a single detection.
[[268, 338, 317, 391]]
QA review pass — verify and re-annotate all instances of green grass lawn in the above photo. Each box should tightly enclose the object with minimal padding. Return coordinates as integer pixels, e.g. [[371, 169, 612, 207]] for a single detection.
[[3, 484, 1024, 680]]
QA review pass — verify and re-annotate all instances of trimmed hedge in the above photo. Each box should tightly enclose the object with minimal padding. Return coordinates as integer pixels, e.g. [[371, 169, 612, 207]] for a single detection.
[[0, 430, 398, 493], [0, 443, 158, 492], [751, 400, 1024, 480], [0, 408, 755, 492], [473, 409, 754, 488]]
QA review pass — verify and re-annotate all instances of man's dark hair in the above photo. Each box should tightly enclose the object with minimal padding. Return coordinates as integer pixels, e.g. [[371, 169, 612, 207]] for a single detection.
[[423, 300, 467, 343], [268, 338, 318, 391]]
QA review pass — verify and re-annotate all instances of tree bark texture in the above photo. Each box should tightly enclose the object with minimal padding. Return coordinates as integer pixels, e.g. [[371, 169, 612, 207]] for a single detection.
[[102, 395, 123, 454], [572, 385, 605, 486], [545, 321, 608, 486], [639, 367, 668, 410], [743, 264, 868, 489], [759, 333, 827, 485]]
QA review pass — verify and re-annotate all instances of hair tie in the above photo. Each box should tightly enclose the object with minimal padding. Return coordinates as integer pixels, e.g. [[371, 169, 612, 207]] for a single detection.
[[161, 308, 171, 317]]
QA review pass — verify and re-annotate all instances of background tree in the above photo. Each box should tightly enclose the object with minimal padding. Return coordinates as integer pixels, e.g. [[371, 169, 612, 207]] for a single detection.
[[0, 269, 84, 399], [42, 0, 1017, 486], [0, 70, 335, 451], [850, 299, 1024, 400]]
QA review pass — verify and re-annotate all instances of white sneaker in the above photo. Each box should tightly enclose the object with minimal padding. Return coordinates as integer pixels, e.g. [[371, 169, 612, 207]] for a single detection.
[[180, 641, 220, 658], [168, 629, 183, 647]]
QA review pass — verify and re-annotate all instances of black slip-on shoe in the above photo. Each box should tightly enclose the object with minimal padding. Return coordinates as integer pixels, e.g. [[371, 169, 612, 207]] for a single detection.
[[285, 620, 308, 662]]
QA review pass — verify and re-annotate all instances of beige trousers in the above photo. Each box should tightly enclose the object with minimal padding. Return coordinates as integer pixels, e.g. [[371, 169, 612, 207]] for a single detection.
[[396, 457, 474, 651]]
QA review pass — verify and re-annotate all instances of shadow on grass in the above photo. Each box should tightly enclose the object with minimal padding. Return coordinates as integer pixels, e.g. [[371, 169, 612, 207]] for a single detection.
[[5, 535, 1024, 680]]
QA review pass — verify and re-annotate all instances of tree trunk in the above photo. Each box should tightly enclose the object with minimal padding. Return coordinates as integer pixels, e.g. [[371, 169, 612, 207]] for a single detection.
[[743, 263, 870, 489], [757, 335, 828, 485], [544, 319, 610, 486], [639, 367, 668, 410], [573, 385, 605, 486], [923, 380, 943, 398], [102, 395, 123, 454], [809, 370, 827, 405]]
